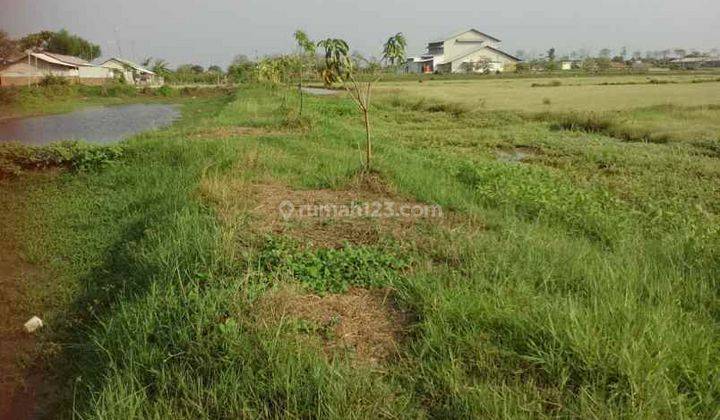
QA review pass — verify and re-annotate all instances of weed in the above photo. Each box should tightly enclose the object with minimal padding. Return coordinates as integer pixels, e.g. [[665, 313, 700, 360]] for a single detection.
[[256, 236, 409, 293], [156, 85, 174, 97], [0, 141, 123, 177], [531, 80, 563, 88], [425, 102, 469, 117]]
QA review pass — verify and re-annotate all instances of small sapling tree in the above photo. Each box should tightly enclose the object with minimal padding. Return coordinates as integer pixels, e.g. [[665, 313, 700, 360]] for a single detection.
[[293, 30, 316, 116]]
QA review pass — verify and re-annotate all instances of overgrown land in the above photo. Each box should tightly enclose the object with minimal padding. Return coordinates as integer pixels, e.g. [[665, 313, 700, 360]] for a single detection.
[[1, 76, 720, 418]]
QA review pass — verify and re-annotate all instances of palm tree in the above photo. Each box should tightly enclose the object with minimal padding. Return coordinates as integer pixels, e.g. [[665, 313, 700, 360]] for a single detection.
[[382, 33, 407, 67], [151, 59, 169, 76], [294, 30, 316, 116], [317, 38, 350, 86]]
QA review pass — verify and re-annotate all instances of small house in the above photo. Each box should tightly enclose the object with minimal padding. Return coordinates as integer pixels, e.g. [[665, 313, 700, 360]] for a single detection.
[[101, 58, 163, 86], [0, 51, 113, 87]]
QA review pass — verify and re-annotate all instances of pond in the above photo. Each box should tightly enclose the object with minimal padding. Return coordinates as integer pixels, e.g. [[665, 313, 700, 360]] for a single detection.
[[0, 104, 181, 145]]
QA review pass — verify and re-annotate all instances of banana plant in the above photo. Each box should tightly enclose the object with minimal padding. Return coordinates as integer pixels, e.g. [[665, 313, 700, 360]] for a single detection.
[[317, 38, 350, 86], [382, 33, 407, 67]]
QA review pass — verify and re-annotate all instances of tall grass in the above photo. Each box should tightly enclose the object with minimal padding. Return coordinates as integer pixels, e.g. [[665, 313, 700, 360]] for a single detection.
[[5, 84, 720, 417]]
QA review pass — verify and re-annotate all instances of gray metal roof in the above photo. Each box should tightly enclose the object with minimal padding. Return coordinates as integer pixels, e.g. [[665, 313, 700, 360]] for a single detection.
[[101, 57, 156, 75], [429, 28, 501, 44], [43, 52, 94, 66]]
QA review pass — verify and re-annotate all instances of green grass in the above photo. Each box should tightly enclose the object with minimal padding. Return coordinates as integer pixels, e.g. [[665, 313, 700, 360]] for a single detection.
[[535, 104, 720, 145], [2, 81, 720, 417], [378, 74, 720, 112]]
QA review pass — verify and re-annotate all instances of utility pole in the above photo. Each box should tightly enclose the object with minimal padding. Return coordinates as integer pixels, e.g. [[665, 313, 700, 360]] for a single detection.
[[114, 27, 123, 57]]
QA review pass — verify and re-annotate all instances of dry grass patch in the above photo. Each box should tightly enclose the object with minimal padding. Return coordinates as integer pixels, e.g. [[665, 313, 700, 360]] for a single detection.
[[255, 286, 411, 364], [199, 171, 450, 248]]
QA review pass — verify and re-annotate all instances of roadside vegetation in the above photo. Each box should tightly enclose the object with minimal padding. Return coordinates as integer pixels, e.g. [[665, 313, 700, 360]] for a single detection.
[[2, 70, 719, 417]]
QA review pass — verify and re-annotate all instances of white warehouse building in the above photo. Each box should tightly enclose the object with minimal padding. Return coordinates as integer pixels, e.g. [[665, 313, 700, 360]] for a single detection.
[[405, 29, 521, 74]]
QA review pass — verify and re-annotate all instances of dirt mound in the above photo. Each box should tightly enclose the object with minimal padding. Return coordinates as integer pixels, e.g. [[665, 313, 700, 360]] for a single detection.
[[255, 287, 410, 364]]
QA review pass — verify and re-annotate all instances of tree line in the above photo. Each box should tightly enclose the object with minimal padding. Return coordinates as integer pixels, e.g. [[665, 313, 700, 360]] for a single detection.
[[0, 29, 101, 62], [513, 46, 720, 72]]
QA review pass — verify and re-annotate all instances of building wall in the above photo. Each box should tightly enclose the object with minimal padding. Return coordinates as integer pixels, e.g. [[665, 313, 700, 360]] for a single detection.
[[0, 56, 115, 87], [101, 60, 163, 86], [442, 31, 500, 61], [102, 60, 136, 84], [0, 76, 44, 86], [0, 75, 116, 87], [80, 77, 113, 86], [405, 61, 434, 74], [0, 60, 78, 78], [449, 48, 516, 73], [78, 66, 113, 79]]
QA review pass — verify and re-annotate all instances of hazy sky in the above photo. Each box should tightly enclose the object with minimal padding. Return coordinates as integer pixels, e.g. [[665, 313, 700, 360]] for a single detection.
[[1, 0, 718, 67]]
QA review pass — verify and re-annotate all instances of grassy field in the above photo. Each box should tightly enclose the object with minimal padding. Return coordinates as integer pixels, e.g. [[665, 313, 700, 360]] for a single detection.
[[2, 76, 720, 417], [378, 74, 720, 112]]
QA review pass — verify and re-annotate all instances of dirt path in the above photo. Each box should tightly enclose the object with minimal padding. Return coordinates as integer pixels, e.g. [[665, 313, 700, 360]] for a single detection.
[[301, 87, 341, 96], [0, 201, 42, 419]]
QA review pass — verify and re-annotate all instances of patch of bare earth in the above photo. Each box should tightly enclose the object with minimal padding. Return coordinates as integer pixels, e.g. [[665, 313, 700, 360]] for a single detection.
[[199, 171, 486, 366], [199, 171, 457, 249], [255, 286, 411, 365], [0, 233, 42, 419]]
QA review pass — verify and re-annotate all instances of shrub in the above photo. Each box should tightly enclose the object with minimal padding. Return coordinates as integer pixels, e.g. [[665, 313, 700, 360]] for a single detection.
[[546, 112, 613, 133], [531, 80, 562, 88], [39, 75, 71, 87], [425, 102, 469, 117], [0, 87, 21, 105], [0, 141, 123, 177], [102, 83, 137, 97], [156, 85, 174, 97]]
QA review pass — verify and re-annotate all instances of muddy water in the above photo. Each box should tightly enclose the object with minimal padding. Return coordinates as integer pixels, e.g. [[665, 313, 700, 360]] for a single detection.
[[0, 104, 180, 145]]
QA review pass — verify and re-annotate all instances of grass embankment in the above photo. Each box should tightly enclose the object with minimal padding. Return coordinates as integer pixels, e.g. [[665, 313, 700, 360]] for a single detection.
[[3, 83, 720, 417], [0, 83, 232, 121]]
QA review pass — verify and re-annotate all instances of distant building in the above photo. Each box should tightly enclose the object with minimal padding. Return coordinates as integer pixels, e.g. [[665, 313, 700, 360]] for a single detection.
[[405, 29, 520, 74], [561, 61, 577, 70], [631, 61, 650, 71], [670, 56, 720, 69], [101, 58, 163, 86], [0, 51, 113, 87]]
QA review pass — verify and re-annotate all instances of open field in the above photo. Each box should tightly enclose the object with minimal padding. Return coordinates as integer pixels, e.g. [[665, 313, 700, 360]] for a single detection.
[[378, 74, 720, 112], [1, 78, 720, 417]]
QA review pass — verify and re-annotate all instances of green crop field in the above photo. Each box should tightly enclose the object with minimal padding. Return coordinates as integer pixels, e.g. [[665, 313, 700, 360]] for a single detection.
[[1, 77, 720, 418]]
